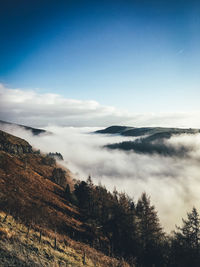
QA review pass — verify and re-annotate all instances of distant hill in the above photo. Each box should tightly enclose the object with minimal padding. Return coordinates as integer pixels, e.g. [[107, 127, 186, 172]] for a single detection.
[[96, 125, 200, 156], [96, 125, 134, 134], [106, 139, 189, 156], [0, 120, 46, 135], [95, 125, 200, 137]]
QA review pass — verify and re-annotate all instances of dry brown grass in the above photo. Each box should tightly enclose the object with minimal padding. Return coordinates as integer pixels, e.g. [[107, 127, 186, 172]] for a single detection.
[[0, 227, 15, 240], [0, 150, 83, 234], [0, 212, 131, 267], [0, 133, 133, 266]]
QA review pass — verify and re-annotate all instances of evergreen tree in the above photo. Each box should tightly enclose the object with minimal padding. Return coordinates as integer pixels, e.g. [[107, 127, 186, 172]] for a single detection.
[[136, 193, 165, 267], [74, 178, 95, 220], [65, 184, 71, 201], [171, 207, 200, 267]]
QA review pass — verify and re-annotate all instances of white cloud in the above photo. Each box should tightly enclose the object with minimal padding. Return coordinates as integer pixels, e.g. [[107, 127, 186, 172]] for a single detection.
[[28, 129, 200, 232], [1, 84, 200, 232], [2, 123, 200, 233], [0, 84, 133, 127], [1, 83, 200, 128]]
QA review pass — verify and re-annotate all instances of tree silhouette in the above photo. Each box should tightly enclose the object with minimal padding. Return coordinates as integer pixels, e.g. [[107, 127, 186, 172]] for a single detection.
[[136, 193, 165, 267], [171, 207, 200, 267]]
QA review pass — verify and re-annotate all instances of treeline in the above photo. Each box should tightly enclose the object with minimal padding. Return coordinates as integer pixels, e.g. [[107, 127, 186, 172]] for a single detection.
[[66, 177, 200, 267], [106, 138, 188, 157]]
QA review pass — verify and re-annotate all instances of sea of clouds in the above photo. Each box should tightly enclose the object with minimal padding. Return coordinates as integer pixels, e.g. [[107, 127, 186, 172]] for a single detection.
[[1, 84, 200, 232], [1, 122, 200, 233]]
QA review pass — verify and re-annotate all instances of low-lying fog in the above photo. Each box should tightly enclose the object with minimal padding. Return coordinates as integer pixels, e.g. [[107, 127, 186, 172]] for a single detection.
[[2, 124, 200, 233]]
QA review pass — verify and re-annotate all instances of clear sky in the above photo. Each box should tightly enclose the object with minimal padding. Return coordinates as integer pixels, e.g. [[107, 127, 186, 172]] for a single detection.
[[0, 0, 200, 113]]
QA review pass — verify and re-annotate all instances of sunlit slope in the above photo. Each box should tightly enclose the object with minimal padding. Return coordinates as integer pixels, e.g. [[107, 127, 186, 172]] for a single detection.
[[0, 129, 130, 266]]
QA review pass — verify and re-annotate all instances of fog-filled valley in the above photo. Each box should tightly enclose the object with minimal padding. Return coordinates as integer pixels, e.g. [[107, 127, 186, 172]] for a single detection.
[[1, 1, 200, 265], [2, 122, 200, 233]]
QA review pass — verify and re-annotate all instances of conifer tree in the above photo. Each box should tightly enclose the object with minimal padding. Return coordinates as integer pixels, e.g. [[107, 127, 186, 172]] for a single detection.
[[136, 192, 164, 266], [65, 184, 71, 201], [171, 207, 200, 267]]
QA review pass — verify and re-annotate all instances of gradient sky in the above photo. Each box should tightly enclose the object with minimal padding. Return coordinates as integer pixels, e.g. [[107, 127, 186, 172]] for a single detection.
[[0, 0, 200, 113]]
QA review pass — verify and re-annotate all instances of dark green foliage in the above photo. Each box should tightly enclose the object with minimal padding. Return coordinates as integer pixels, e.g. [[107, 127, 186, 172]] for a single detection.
[[47, 152, 64, 161], [41, 155, 56, 166], [97, 125, 200, 156], [107, 137, 189, 156], [65, 184, 78, 205], [74, 178, 94, 220], [96, 125, 200, 137], [70, 177, 200, 266], [34, 149, 40, 154], [73, 178, 166, 265], [136, 193, 165, 266], [51, 168, 66, 187], [0, 120, 46, 135], [170, 207, 200, 267], [65, 184, 71, 198], [42, 152, 63, 167], [96, 126, 133, 134]]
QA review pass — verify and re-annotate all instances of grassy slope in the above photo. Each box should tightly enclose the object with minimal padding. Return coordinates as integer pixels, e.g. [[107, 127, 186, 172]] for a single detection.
[[0, 130, 131, 266], [0, 212, 128, 267], [0, 150, 82, 235], [0, 130, 30, 146]]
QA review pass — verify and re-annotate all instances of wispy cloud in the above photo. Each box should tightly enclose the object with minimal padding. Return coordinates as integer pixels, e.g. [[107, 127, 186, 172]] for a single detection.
[[0, 84, 133, 127], [0, 83, 200, 128]]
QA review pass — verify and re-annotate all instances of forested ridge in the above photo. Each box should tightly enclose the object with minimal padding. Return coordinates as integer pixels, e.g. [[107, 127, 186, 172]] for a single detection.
[[69, 176, 200, 267], [96, 125, 200, 157]]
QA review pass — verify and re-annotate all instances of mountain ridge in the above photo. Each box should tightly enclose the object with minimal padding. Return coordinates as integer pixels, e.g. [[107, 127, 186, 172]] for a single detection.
[[95, 125, 200, 156], [0, 120, 46, 135], [95, 125, 200, 137]]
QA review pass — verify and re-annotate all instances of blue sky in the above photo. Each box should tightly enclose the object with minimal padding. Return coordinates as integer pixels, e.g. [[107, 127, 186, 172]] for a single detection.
[[0, 0, 200, 113]]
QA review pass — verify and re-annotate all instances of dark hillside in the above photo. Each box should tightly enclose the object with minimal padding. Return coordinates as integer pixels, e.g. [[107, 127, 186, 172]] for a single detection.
[[96, 126, 200, 156], [0, 130, 84, 238], [96, 126, 133, 134], [0, 130, 32, 154], [95, 125, 200, 137], [0, 120, 46, 135]]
